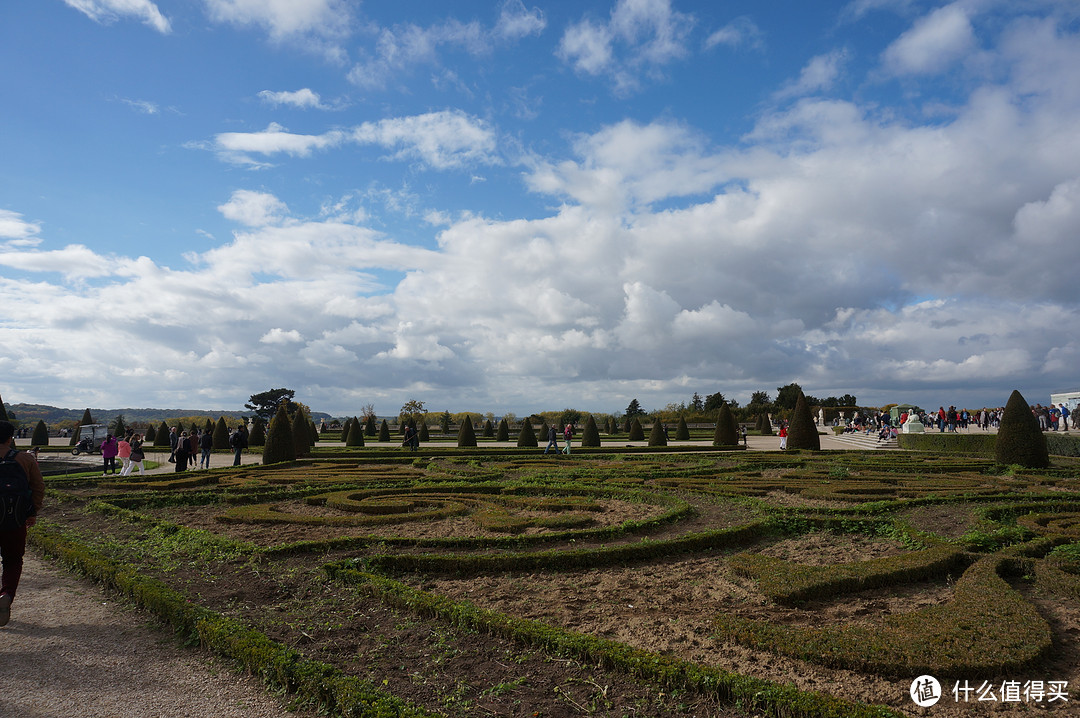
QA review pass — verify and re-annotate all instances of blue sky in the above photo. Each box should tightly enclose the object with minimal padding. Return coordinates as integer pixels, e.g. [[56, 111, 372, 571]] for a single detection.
[[2, 0, 1079, 417]]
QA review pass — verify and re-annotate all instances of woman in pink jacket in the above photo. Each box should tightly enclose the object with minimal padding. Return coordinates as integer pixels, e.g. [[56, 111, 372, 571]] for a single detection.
[[116, 436, 132, 475], [100, 434, 119, 475]]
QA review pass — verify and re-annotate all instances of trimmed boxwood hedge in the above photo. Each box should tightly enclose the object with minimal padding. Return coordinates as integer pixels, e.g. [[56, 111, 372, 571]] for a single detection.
[[28, 523, 437, 718], [327, 565, 901, 718], [714, 556, 1052, 676]]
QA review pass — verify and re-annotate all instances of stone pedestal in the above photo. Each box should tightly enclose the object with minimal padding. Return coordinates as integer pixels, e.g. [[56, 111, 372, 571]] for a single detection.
[[902, 416, 925, 433]]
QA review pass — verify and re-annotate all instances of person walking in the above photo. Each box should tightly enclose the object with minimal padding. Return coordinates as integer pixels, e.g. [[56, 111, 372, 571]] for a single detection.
[[167, 426, 178, 463], [116, 434, 132, 475], [174, 431, 190, 472], [123, 433, 146, 476], [562, 423, 573, 455], [229, 426, 247, 466], [199, 429, 213, 469], [544, 424, 559, 454], [100, 434, 119, 475], [0, 420, 45, 627], [778, 424, 788, 450]]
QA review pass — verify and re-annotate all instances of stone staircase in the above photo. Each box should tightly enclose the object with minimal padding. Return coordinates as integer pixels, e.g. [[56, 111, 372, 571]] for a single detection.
[[825, 431, 898, 450]]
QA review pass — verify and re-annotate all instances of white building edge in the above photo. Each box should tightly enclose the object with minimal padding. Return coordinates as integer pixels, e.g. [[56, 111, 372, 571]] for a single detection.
[[1050, 390, 1080, 412]]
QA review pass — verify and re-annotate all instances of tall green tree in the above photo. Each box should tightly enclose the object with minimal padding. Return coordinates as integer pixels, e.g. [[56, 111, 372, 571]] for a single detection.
[[32, 420, 49, 446], [690, 392, 704, 412], [457, 418, 477, 447], [675, 416, 690, 441], [995, 390, 1048, 468], [440, 411, 452, 434], [786, 391, 821, 451], [346, 417, 365, 447], [516, 417, 538, 448], [153, 420, 171, 447], [774, 383, 804, 411], [713, 404, 738, 446], [703, 393, 726, 413], [625, 399, 645, 417], [581, 415, 601, 447], [248, 417, 266, 446], [291, 409, 311, 458], [262, 403, 295, 464], [213, 417, 231, 449], [648, 421, 667, 446], [245, 388, 295, 423]]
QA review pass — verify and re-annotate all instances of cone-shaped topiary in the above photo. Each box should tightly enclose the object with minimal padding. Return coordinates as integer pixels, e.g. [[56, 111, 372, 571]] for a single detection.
[[248, 417, 266, 446], [757, 413, 774, 436], [418, 422, 430, 441], [675, 416, 690, 440], [628, 417, 645, 441], [340, 418, 351, 444], [608, 417, 618, 435], [262, 403, 295, 465], [346, 417, 365, 447], [713, 404, 738, 446], [786, 391, 820, 451], [309, 420, 318, 446], [213, 417, 230, 449], [623, 417, 633, 433], [204, 418, 214, 435], [366, 414, 377, 436], [457, 418, 477, 447], [995, 389, 1049, 468], [496, 418, 509, 441], [0, 393, 7, 422], [291, 409, 311, 458], [69, 422, 80, 446], [517, 417, 538, 447], [379, 419, 391, 442], [581, 415, 601, 447], [538, 422, 550, 445], [153, 420, 171, 447], [145, 423, 156, 443], [32, 420, 49, 446], [80, 408, 94, 426], [483, 419, 494, 437], [648, 421, 668, 446]]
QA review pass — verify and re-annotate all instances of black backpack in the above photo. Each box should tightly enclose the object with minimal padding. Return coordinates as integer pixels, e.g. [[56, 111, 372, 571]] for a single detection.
[[0, 449, 33, 531]]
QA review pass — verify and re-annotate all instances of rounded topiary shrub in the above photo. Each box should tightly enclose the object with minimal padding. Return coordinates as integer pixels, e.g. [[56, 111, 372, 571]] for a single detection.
[[457, 419, 477, 447], [32, 420, 49, 447], [581, 415, 601, 447], [517, 417, 538, 448], [786, 391, 820, 451], [262, 404, 296, 465], [995, 389, 1049, 468], [628, 418, 645, 441], [379, 419, 391, 442], [648, 421, 667, 446], [346, 417, 365, 447], [713, 404, 738, 446], [497, 418, 510, 442]]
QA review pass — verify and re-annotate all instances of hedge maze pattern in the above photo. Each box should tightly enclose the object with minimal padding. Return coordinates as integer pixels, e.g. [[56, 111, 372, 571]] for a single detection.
[[33, 448, 1080, 716]]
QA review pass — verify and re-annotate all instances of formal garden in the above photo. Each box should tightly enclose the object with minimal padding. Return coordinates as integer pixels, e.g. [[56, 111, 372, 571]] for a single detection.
[[19, 391, 1080, 716]]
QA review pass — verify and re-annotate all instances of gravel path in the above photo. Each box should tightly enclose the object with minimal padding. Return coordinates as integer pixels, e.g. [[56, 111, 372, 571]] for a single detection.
[[0, 551, 316, 718]]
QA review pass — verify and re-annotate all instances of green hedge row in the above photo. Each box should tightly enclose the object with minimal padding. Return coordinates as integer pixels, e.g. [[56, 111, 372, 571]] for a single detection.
[[28, 523, 437, 718], [730, 545, 968, 605], [327, 565, 901, 718], [350, 521, 771, 576], [713, 556, 1052, 676], [897, 431, 1080, 457]]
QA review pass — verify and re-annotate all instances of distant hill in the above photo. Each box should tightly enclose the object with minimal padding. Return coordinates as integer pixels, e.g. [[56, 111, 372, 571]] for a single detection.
[[4, 403, 331, 427]]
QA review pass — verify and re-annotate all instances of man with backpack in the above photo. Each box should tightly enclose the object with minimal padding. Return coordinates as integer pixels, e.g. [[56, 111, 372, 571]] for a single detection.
[[0, 420, 45, 627]]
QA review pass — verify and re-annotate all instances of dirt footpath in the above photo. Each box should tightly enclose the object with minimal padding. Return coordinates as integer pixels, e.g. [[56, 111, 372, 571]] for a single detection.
[[0, 552, 315, 718]]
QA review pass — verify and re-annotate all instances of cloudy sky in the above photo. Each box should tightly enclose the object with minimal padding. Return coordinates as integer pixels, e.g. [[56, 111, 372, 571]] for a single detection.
[[2, 0, 1079, 417]]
